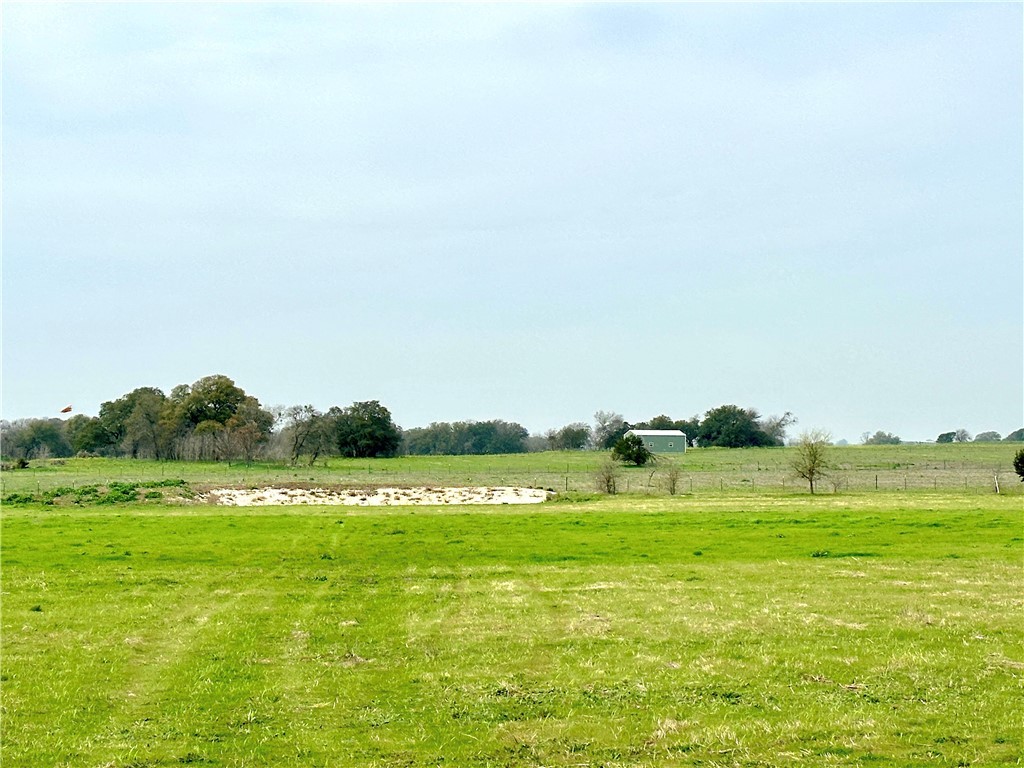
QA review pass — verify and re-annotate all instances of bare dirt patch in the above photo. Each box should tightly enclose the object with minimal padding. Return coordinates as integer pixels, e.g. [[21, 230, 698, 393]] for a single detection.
[[201, 486, 553, 507]]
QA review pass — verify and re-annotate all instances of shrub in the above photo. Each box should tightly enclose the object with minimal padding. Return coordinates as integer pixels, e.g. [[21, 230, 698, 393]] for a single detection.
[[98, 483, 138, 504], [550, 492, 601, 503], [140, 479, 187, 488], [663, 463, 683, 495], [3, 493, 36, 505], [75, 486, 100, 499], [594, 460, 620, 494]]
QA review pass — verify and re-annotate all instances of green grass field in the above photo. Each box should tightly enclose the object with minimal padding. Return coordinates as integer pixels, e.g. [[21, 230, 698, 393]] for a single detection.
[[2, 451, 1022, 766], [2, 442, 1020, 497]]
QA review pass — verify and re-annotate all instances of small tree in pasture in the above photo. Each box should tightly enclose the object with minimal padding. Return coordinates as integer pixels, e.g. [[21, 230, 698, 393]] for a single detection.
[[594, 460, 620, 494], [1013, 448, 1024, 482], [612, 433, 655, 466], [663, 462, 683, 495], [791, 430, 834, 494]]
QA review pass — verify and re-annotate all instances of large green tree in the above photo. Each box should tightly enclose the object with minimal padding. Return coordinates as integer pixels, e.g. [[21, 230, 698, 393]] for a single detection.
[[547, 422, 592, 451], [99, 387, 165, 451], [100, 376, 273, 461], [225, 397, 275, 463], [64, 415, 111, 455], [0, 419, 72, 459], [403, 423, 458, 455], [330, 401, 402, 458], [179, 375, 249, 428], [697, 405, 775, 448], [99, 387, 167, 458], [403, 420, 529, 455]]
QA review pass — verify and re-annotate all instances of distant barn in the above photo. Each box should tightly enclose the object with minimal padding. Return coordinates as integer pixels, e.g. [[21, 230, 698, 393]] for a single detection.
[[625, 429, 687, 453]]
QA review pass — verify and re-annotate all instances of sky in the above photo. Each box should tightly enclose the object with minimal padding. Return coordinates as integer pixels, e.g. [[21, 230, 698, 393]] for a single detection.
[[2, 3, 1022, 443]]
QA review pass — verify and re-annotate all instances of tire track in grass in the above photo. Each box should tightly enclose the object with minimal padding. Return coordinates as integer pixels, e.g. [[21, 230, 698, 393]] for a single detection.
[[78, 573, 266, 766], [115, 531, 335, 766], [268, 523, 429, 764], [1, 568, 248, 767], [35, 520, 321, 766]]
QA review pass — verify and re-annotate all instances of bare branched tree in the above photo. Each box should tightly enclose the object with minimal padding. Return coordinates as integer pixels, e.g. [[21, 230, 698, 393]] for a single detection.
[[283, 405, 323, 465], [663, 462, 682, 495], [791, 429, 834, 494], [761, 411, 797, 446], [594, 460, 620, 494]]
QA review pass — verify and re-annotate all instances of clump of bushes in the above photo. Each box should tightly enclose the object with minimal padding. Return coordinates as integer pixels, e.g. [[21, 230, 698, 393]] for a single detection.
[[2, 479, 189, 507], [139, 479, 187, 488], [98, 482, 138, 504], [3, 493, 36, 505], [75, 486, 100, 501]]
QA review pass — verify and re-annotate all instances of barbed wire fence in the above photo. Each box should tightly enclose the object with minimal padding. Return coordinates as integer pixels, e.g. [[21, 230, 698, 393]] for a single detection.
[[1, 457, 1018, 497]]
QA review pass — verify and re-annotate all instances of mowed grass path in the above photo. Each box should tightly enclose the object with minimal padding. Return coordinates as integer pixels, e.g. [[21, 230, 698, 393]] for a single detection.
[[2, 495, 1021, 767]]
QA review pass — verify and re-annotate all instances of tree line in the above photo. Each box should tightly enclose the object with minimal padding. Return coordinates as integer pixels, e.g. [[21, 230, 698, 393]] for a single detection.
[[2, 373, 1021, 463], [1, 375, 403, 464]]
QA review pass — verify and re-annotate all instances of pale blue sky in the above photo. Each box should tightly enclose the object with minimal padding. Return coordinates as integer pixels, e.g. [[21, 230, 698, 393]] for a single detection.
[[3, 3, 1021, 442]]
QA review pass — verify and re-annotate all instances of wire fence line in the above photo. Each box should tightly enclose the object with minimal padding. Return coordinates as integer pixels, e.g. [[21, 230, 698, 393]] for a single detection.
[[0, 456, 1018, 497]]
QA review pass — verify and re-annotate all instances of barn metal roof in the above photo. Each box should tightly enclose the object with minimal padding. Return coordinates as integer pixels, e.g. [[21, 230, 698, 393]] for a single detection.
[[626, 429, 686, 437]]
